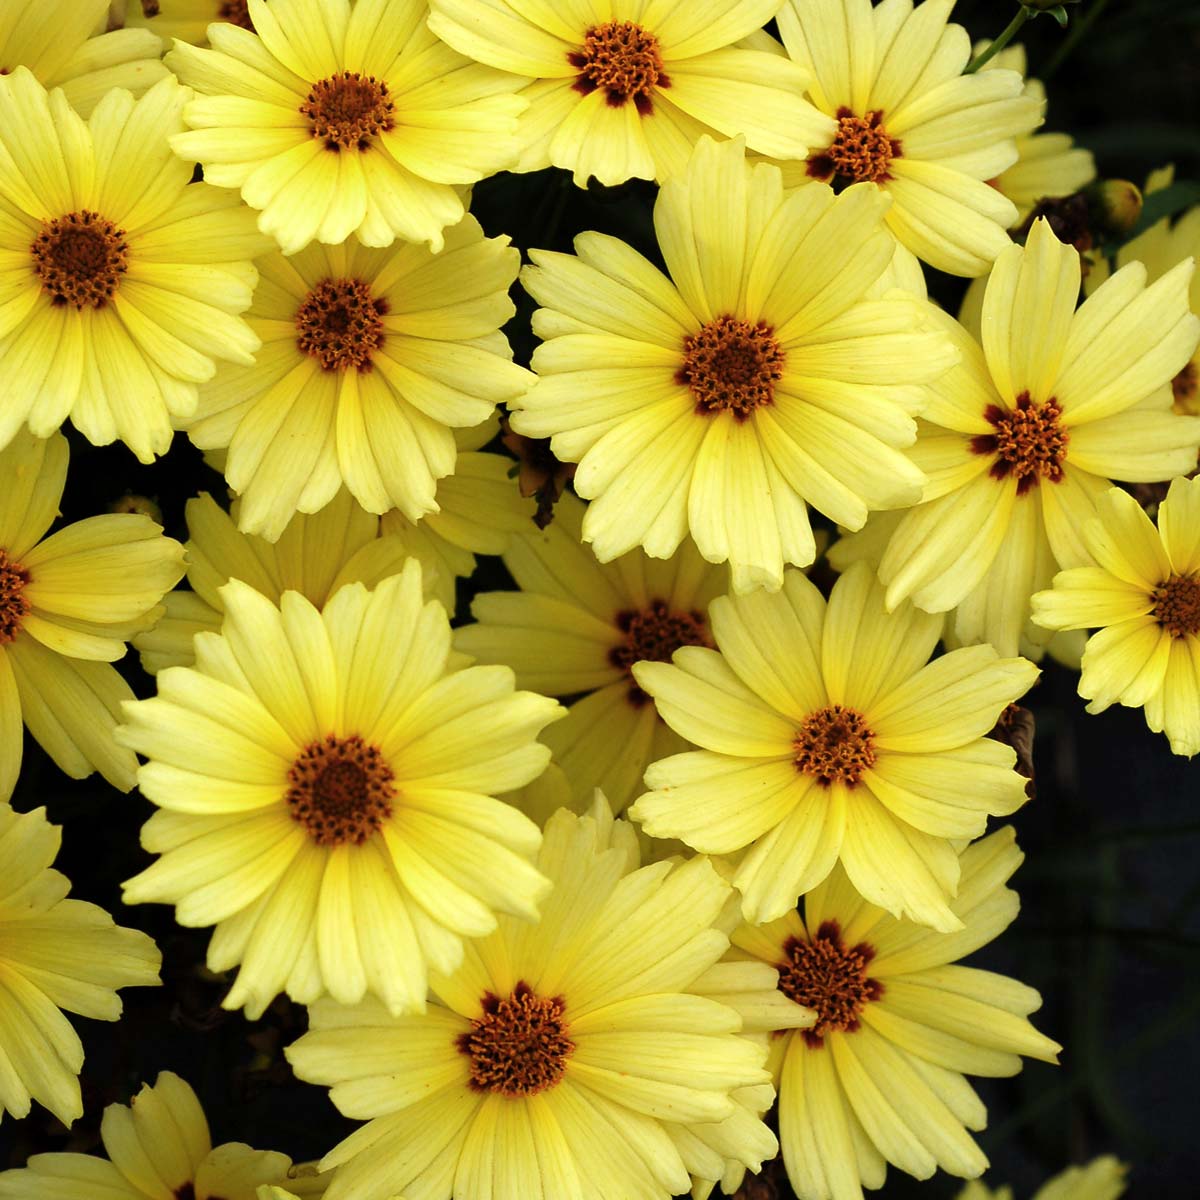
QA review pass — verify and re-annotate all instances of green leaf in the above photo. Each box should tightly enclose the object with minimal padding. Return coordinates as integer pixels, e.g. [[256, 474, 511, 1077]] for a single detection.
[[1130, 180, 1200, 236]]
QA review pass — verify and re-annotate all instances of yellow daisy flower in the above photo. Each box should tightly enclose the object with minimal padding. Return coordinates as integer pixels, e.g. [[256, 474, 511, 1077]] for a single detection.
[[1032, 477, 1200, 756], [874, 217, 1200, 657], [0, 0, 168, 117], [1087, 167, 1200, 415], [0, 70, 266, 461], [117, 560, 564, 1018], [166, 0, 526, 254], [376, 418, 537, 614], [733, 827, 1060, 1200], [509, 135, 956, 594], [978, 44, 1095, 226], [0, 802, 160, 1126], [959, 1154, 1127, 1200], [427, 0, 833, 187], [124, 0, 256, 46], [132, 489, 420, 674], [183, 220, 530, 540], [455, 493, 727, 813], [286, 799, 809, 1200], [774, 0, 1044, 276], [0, 430, 185, 798], [0, 1070, 324, 1199], [628, 561, 1038, 930]]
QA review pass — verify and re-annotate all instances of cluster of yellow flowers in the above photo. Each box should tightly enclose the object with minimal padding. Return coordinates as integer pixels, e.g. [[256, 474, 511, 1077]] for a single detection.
[[0, 0, 1194, 1198]]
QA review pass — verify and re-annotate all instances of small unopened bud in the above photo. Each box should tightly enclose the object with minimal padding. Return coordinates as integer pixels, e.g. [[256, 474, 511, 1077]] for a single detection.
[[109, 493, 163, 524], [1087, 179, 1143, 237]]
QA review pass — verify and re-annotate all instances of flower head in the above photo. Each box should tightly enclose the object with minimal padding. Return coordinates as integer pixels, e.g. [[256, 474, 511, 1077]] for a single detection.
[[978, 44, 1095, 225], [735, 827, 1060, 1200], [0, 71, 266, 461], [628, 562, 1038, 930], [511, 136, 956, 593], [775, 0, 1044, 275], [872, 217, 1200, 657], [428, 0, 833, 186], [167, 0, 527, 252], [0, 430, 185, 797], [0, 802, 160, 1126], [0, 0, 169, 116], [959, 1155, 1127, 1200], [183, 220, 531, 539], [1032, 477, 1200, 756], [456, 493, 728, 812], [0, 1070, 321, 1198], [117, 559, 564, 1017], [287, 799, 807, 1200]]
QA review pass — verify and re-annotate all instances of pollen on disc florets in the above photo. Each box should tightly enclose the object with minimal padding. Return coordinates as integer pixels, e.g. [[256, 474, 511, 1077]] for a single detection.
[[970, 391, 1070, 495], [793, 705, 877, 787], [31, 211, 129, 309], [285, 734, 395, 846], [301, 70, 396, 152], [677, 316, 786, 421], [1152, 574, 1200, 639], [217, 0, 253, 28], [295, 278, 388, 372], [807, 107, 902, 190], [0, 549, 31, 644], [778, 921, 883, 1048], [609, 599, 711, 707], [568, 21, 669, 115], [457, 982, 575, 1096]]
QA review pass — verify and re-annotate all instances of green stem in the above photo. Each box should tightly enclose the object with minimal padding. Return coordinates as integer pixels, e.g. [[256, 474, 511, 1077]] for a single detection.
[[963, 7, 1033, 74]]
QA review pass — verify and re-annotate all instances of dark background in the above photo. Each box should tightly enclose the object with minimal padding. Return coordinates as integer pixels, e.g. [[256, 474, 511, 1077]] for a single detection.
[[4, 0, 1200, 1196]]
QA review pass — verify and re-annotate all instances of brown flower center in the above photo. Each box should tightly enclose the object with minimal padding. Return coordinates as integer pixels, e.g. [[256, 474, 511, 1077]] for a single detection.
[[1152, 574, 1200, 638], [457, 982, 574, 1096], [807, 108, 901, 189], [677, 316, 785, 421], [31, 211, 128, 309], [610, 600, 711, 707], [793, 705, 876, 787], [0, 550, 31, 645], [301, 71, 395, 152], [1173, 361, 1198, 414], [217, 0, 253, 28], [970, 391, 1069, 495], [568, 21, 668, 115], [778, 921, 883, 1048], [296, 278, 388, 372], [285, 734, 395, 846]]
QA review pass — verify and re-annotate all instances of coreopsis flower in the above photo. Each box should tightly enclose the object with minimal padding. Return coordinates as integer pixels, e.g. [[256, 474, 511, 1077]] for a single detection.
[[978, 44, 1095, 225], [183, 220, 531, 540], [958, 1155, 1127, 1200], [0, 0, 168, 117], [734, 827, 1060, 1200], [1088, 167, 1200, 415], [287, 800, 808, 1200], [1032, 478, 1200, 756], [510, 135, 956, 593], [427, 0, 833, 187], [117, 560, 563, 1018], [774, 0, 1044, 276], [0, 1071, 324, 1199], [132, 490, 418, 674], [873, 217, 1200, 657], [0, 802, 160, 1125], [455, 493, 727, 812], [0, 430, 186, 798], [124, 0, 256, 45], [628, 562, 1038, 930], [166, 0, 526, 253], [0, 71, 265, 461]]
